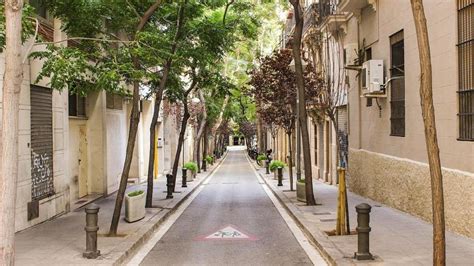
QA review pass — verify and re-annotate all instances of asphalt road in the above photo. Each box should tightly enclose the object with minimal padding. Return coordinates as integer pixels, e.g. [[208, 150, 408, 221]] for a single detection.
[[139, 148, 313, 265]]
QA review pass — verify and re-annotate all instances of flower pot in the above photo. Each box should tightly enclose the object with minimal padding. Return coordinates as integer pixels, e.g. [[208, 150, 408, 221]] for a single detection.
[[187, 170, 195, 181], [125, 191, 146, 223], [296, 181, 306, 203]]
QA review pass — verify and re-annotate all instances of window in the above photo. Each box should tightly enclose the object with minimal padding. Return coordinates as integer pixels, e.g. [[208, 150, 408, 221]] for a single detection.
[[29, 0, 48, 19], [314, 123, 318, 165], [457, 0, 473, 141], [365, 47, 373, 107], [390, 30, 405, 137], [106, 92, 123, 110], [69, 94, 86, 117]]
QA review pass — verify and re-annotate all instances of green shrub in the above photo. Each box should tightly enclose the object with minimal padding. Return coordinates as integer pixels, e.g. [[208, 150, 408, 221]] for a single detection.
[[204, 155, 213, 164], [128, 190, 144, 197], [256, 154, 267, 162], [269, 160, 286, 172], [184, 162, 198, 173], [297, 179, 305, 183]]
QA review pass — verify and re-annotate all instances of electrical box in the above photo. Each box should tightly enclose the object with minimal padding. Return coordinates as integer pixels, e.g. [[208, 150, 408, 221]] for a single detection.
[[361, 60, 384, 94]]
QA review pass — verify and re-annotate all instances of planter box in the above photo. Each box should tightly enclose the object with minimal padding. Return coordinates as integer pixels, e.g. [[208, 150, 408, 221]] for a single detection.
[[187, 170, 196, 182], [125, 192, 146, 223], [296, 181, 306, 203]]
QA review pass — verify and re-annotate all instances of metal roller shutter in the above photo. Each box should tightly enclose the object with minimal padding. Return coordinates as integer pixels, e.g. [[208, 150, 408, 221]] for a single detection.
[[30, 85, 55, 200]]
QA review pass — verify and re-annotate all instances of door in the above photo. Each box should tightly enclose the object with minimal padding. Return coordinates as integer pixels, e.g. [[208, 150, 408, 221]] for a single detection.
[[78, 125, 88, 198]]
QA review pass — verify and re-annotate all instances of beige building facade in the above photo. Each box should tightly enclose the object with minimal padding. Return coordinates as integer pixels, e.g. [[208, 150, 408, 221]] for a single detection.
[[270, 0, 473, 239], [336, 0, 473, 238]]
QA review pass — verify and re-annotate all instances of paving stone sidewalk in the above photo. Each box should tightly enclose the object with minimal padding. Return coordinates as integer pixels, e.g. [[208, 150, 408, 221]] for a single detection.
[[15, 155, 226, 266], [250, 161, 474, 266]]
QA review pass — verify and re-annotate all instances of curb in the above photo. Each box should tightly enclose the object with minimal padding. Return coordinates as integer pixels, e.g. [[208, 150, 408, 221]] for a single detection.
[[112, 152, 229, 265], [246, 155, 349, 266]]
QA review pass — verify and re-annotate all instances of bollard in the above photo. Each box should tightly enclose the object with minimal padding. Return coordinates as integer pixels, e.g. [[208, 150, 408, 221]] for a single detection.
[[166, 174, 174, 199], [202, 159, 207, 172], [354, 203, 373, 260], [83, 204, 100, 259], [265, 160, 270, 174], [182, 168, 187, 188], [277, 167, 283, 186]]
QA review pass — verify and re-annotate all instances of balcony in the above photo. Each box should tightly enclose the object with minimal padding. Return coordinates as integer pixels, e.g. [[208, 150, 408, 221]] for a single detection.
[[338, 0, 377, 14]]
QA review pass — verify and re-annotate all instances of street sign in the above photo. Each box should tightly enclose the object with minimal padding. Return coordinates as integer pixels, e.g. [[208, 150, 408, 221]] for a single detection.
[[196, 225, 258, 241]]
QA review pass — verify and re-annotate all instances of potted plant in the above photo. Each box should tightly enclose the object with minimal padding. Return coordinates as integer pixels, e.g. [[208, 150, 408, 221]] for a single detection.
[[184, 162, 198, 181], [269, 160, 286, 180], [204, 155, 213, 165], [256, 154, 267, 166], [297, 179, 306, 203], [125, 190, 146, 222]]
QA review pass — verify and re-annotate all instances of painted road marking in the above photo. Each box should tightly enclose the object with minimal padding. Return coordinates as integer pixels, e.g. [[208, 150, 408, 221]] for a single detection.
[[127, 154, 227, 266], [246, 156, 329, 266], [196, 225, 258, 241]]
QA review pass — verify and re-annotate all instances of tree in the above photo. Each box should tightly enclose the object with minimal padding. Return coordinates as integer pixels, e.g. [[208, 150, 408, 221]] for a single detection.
[[30, 0, 173, 236], [146, 0, 187, 208], [410, 0, 446, 264], [0, 1, 24, 263], [249, 48, 322, 195], [290, 0, 316, 205]]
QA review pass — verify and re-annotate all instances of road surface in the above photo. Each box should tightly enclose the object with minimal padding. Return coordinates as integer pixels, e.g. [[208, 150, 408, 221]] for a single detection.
[[130, 146, 326, 265]]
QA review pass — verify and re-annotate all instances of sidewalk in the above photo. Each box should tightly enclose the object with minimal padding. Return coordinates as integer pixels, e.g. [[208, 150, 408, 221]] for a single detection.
[[15, 155, 226, 266], [249, 160, 474, 265]]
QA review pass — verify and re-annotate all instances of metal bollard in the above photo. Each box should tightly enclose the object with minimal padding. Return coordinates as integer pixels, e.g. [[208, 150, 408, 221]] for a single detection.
[[277, 167, 283, 186], [354, 203, 373, 260], [202, 159, 207, 172], [166, 174, 174, 199], [83, 204, 100, 259], [265, 160, 270, 174], [182, 168, 187, 188]]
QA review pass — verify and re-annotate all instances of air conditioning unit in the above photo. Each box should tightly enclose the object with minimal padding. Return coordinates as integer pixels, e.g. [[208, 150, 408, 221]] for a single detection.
[[361, 60, 384, 93]]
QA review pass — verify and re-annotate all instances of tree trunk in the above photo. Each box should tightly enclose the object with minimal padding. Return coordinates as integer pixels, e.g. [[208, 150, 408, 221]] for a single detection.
[[193, 91, 207, 165], [287, 132, 294, 191], [197, 136, 201, 173], [171, 104, 190, 191], [110, 0, 164, 230], [109, 81, 141, 236], [410, 1, 446, 264], [146, 1, 187, 208], [171, 85, 196, 191], [290, 0, 315, 205], [202, 125, 209, 170], [0, 1, 24, 263]]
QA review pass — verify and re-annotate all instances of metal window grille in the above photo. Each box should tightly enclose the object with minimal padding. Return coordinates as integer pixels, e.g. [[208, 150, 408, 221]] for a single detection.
[[106, 92, 123, 110], [457, 0, 473, 141], [68, 94, 86, 117], [314, 123, 318, 165], [390, 30, 405, 137]]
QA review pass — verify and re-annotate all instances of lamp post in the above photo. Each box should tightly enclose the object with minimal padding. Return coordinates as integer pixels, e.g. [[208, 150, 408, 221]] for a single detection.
[[289, 59, 307, 181]]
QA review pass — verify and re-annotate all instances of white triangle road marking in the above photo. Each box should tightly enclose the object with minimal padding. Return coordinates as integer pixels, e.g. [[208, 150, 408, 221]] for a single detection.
[[197, 225, 258, 241]]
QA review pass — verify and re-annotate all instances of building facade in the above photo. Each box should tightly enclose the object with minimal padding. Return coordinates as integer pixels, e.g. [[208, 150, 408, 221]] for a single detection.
[[271, 0, 473, 238]]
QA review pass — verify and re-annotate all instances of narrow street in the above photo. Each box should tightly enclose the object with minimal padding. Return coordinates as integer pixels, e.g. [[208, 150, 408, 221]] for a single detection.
[[130, 147, 324, 265]]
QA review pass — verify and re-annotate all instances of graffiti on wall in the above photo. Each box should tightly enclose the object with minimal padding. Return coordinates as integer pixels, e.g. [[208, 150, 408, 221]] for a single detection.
[[31, 150, 54, 200]]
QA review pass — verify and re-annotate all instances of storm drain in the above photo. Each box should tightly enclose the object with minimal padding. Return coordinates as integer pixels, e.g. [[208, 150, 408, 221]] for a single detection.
[[313, 212, 331, 216], [320, 218, 337, 222]]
